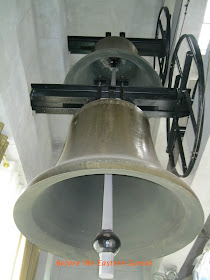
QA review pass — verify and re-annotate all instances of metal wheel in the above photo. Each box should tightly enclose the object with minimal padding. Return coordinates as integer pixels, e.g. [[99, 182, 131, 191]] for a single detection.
[[166, 34, 205, 177], [153, 6, 171, 86]]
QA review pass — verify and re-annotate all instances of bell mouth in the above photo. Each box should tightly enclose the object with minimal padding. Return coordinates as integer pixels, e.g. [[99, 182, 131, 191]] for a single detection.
[[14, 158, 204, 261], [64, 48, 162, 87]]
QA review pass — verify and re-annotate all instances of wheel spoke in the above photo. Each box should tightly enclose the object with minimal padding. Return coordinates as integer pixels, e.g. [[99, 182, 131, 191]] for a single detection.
[[176, 126, 187, 174], [184, 91, 197, 134], [167, 118, 178, 153], [166, 118, 170, 142], [158, 57, 163, 76], [180, 51, 193, 90], [174, 75, 181, 89]]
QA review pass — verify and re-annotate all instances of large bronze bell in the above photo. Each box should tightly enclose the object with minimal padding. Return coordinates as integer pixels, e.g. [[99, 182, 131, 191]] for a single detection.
[[14, 37, 203, 263], [64, 36, 162, 87]]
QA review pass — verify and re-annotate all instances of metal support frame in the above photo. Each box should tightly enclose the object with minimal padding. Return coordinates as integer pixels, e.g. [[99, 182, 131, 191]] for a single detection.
[[31, 84, 189, 118], [68, 35, 165, 57], [166, 34, 205, 177]]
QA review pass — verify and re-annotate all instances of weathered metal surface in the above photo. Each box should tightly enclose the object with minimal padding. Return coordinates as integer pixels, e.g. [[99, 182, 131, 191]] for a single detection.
[[30, 84, 190, 118], [14, 99, 204, 262], [64, 48, 162, 87], [95, 36, 138, 54]]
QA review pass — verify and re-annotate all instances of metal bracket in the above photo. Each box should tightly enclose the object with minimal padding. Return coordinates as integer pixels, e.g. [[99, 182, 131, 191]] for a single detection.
[[67, 34, 165, 57], [30, 84, 189, 118]]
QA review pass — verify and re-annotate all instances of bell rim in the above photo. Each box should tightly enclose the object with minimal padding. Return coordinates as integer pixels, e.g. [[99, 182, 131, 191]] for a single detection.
[[14, 157, 204, 261], [64, 48, 162, 87]]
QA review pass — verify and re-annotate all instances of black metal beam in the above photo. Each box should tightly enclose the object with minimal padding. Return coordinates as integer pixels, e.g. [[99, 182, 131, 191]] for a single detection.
[[67, 36, 165, 57], [31, 84, 189, 118]]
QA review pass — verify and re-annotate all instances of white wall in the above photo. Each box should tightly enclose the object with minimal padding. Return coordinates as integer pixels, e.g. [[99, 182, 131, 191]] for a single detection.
[[32, 0, 72, 164], [65, 0, 161, 37], [177, 0, 207, 40], [32, 0, 69, 83], [0, 0, 53, 181]]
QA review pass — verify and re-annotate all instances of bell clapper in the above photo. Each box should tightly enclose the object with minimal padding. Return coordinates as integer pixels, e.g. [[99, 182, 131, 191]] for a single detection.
[[93, 174, 121, 279]]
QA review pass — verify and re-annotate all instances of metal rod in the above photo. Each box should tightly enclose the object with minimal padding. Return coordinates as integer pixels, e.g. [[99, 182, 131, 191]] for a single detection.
[[111, 67, 117, 87], [99, 252, 114, 279], [102, 175, 113, 230], [180, 51, 193, 90], [100, 174, 114, 279]]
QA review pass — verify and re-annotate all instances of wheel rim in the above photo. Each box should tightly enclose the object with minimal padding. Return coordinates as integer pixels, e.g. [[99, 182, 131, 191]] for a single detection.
[[167, 34, 205, 177], [153, 7, 171, 86]]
